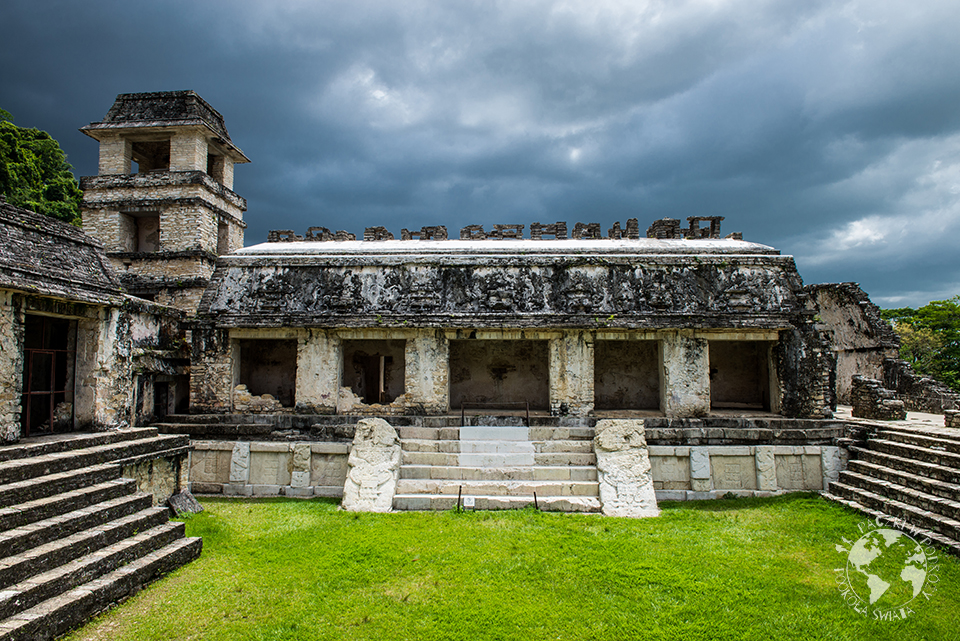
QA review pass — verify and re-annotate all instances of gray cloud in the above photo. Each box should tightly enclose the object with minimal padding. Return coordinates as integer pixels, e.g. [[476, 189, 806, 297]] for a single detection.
[[2, 0, 958, 306]]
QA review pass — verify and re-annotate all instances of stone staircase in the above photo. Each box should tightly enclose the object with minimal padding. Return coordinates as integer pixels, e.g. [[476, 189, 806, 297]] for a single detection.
[[825, 427, 960, 554], [0, 428, 202, 640], [393, 424, 601, 512]]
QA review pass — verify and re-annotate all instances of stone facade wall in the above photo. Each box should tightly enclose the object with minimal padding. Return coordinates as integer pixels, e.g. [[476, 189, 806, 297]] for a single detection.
[[650, 444, 843, 499], [882, 358, 959, 413], [186, 437, 842, 501], [189, 440, 349, 497], [945, 410, 959, 428], [0, 291, 23, 443], [851, 375, 906, 421]]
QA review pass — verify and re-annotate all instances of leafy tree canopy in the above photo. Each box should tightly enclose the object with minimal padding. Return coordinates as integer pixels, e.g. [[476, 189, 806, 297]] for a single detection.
[[882, 296, 960, 391], [0, 109, 82, 225]]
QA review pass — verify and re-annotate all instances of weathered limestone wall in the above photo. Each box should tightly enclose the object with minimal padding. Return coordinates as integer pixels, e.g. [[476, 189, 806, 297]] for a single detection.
[[660, 332, 710, 417], [549, 331, 594, 416], [0, 291, 23, 443], [190, 440, 349, 497], [946, 410, 960, 428], [650, 444, 843, 499]]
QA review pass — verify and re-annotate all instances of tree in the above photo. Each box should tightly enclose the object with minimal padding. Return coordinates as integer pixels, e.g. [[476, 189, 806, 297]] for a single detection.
[[0, 109, 82, 225], [882, 297, 960, 391]]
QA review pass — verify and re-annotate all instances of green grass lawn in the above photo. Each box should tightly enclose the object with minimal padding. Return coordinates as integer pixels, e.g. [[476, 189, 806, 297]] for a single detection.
[[66, 494, 959, 641]]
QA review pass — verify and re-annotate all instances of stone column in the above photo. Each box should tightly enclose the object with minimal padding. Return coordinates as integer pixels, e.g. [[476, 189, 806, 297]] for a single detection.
[[0, 292, 22, 443], [170, 130, 207, 172], [97, 134, 132, 175], [342, 418, 402, 512], [190, 323, 234, 413], [594, 419, 659, 517], [549, 330, 594, 416], [295, 329, 339, 414], [404, 330, 448, 413], [660, 332, 710, 417]]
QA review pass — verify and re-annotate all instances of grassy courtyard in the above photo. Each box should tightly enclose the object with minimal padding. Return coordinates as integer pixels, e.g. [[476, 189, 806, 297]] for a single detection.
[[66, 494, 959, 641]]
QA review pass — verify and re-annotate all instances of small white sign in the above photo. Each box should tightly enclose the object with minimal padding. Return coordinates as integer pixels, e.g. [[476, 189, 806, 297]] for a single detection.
[[463, 496, 476, 508]]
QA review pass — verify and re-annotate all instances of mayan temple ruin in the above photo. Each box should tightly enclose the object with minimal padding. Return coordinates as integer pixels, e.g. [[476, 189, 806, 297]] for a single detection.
[[0, 90, 957, 638]]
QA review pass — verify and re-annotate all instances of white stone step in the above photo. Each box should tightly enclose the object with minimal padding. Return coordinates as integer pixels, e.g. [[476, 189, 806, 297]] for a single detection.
[[393, 494, 602, 512], [458, 453, 536, 467], [400, 465, 598, 481], [396, 479, 599, 497], [400, 439, 593, 454], [459, 426, 529, 441], [458, 441, 535, 454]]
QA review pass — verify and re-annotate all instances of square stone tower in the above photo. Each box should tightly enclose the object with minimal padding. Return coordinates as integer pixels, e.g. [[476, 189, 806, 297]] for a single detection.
[[79, 91, 250, 313]]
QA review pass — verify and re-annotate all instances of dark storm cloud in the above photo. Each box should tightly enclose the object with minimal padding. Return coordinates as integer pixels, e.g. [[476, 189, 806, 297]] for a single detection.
[[2, 0, 958, 306]]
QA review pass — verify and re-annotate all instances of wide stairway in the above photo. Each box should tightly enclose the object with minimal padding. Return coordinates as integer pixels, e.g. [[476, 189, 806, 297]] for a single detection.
[[0, 428, 202, 640], [393, 423, 601, 512], [825, 426, 960, 554]]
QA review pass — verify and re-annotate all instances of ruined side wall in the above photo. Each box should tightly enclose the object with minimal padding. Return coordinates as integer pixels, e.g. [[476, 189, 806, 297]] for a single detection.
[[776, 323, 834, 419], [808, 283, 899, 404], [0, 291, 23, 443]]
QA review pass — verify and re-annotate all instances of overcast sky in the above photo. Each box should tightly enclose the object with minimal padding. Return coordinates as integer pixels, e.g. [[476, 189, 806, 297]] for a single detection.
[[2, 0, 958, 307]]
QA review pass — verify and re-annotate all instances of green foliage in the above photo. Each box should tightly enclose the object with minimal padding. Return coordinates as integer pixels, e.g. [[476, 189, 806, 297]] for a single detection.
[[67, 496, 960, 641], [883, 296, 960, 391], [0, 110, 82, 225]]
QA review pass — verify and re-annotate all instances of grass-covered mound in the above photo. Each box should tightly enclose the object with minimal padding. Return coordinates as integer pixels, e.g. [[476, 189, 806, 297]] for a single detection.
[[67, 494, 959, 641]]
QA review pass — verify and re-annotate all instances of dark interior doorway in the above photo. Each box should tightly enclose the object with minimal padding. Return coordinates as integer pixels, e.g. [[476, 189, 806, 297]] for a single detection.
[[709, 341, 772, 411], [449, 340, 549, 411], [238, 339, 298, 407], [594, 340, 661, 410], [21, 315, 77, 436], [342, 340, 406, 405]]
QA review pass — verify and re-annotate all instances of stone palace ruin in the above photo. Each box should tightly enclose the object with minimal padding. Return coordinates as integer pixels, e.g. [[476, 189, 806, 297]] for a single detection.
[[1, 89, 958, 523]]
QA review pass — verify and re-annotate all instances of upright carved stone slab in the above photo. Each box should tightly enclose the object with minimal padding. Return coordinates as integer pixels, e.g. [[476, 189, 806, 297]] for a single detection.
[[594, 419, 659, 518], [342, 418, 402, 512]]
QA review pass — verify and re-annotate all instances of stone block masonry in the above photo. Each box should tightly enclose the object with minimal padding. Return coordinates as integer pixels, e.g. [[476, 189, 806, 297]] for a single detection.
[[945, 410, 959, 429], [851, 375, 906, 421]]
